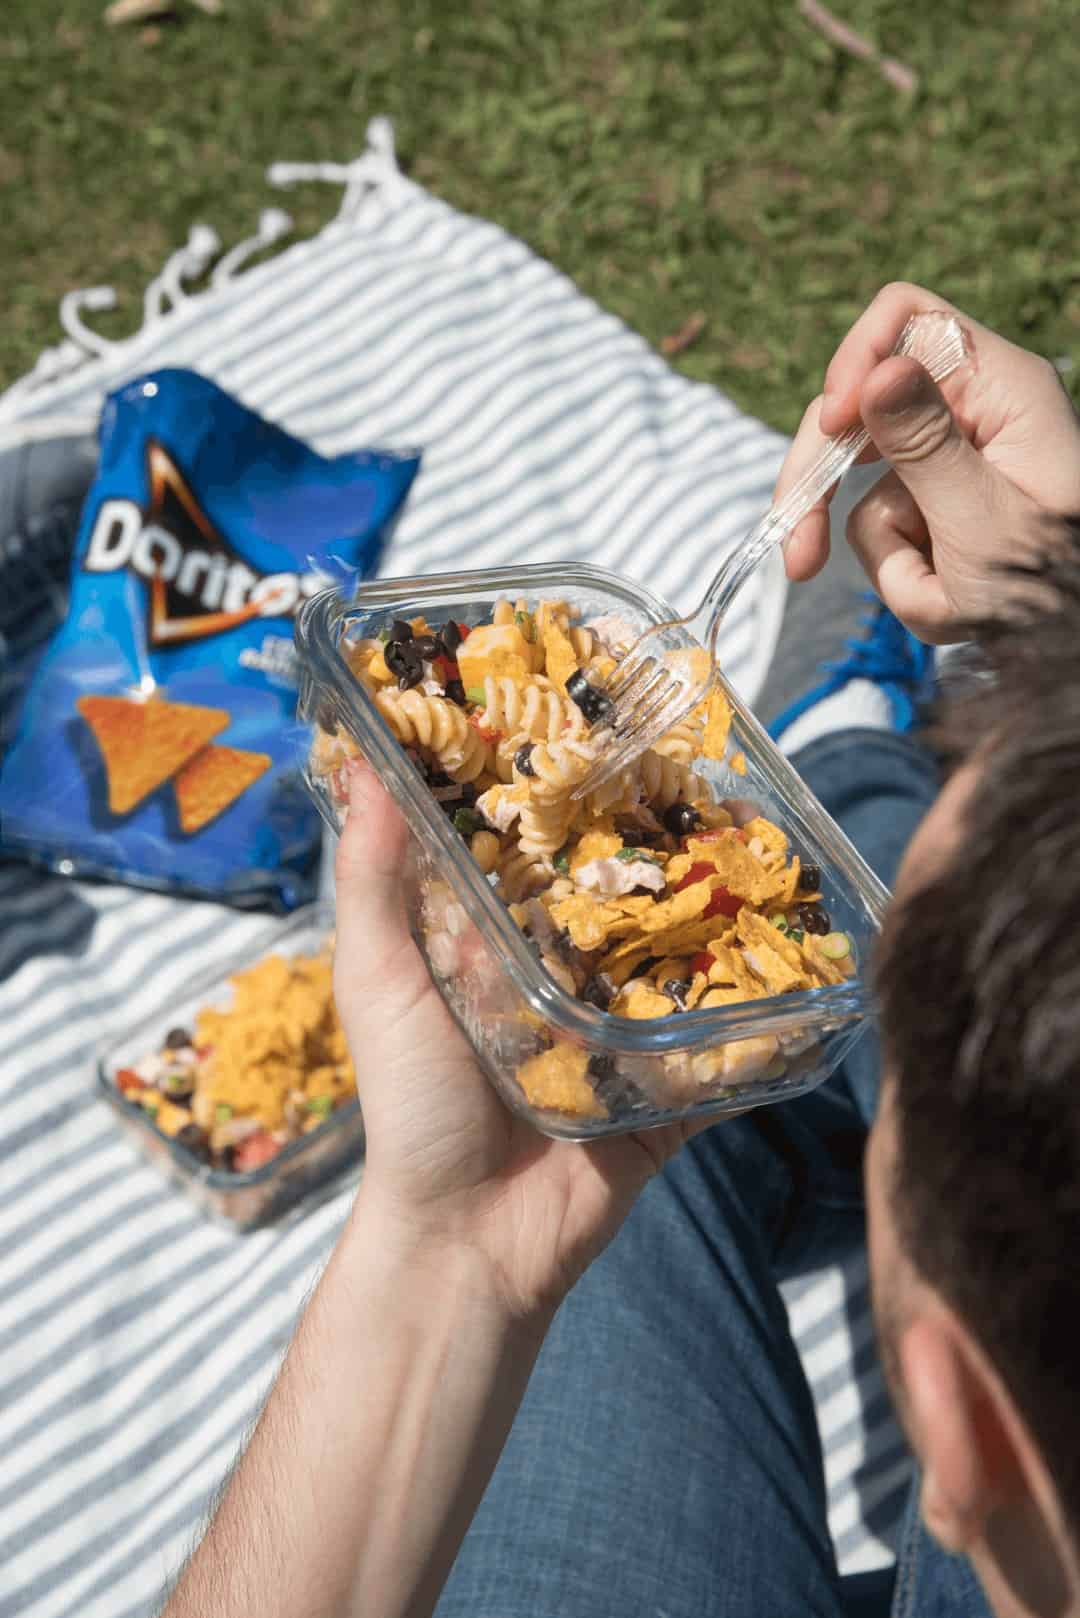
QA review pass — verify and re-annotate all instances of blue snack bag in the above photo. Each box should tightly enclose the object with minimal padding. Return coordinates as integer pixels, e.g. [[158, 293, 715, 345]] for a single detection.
[[0, 369, 420, 908]]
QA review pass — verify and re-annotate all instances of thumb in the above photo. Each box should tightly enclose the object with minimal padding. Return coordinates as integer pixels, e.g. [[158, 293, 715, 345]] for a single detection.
[[859, 355, 1002, 539], [332, 759, 430, 1036]]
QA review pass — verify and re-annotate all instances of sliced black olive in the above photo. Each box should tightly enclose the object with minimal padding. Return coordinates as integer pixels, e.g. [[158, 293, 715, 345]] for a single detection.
[[164, 1027, 191, 1050], [797, 863, 822, 893], [798, 903, 831, 935], [588, 1053, 617, 1090], [440, 620, 463, 655], [412, 635, 441, 660], [662, 978, 691, 1010], [514, 742, 536, 777], [176, 1123, 212, 1164], [385, 638, 422, 679], [397, 668, 424, 691], [582, 974, 616, 1009], [444, 680, 467, 706], [389, 618, 414, 644], [566, 669, 615, 727], [588, 1052, 647, 1110], [662, 802, 702, 838]]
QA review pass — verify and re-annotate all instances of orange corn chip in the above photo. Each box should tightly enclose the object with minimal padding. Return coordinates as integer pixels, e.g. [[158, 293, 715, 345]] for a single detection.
[[542, 620, 580, 696], [683, 971, 711, 1009], [613, 983, 677, 1019], [730, 751, 747, 776], [637, 880, 715, 935], [737, 909, 806, 974], [548, 892, 627, 952], [684, 836, 787, 906], [702, 685, 733, 760], [603, 949, 659, 987], [743, 817, 788, 856], [774, 856, 802, 909], [173, 745, 271, 834], [569, 826, 623, 873], [516, 1042, 605, 1119], [76, 694, 229, 816]]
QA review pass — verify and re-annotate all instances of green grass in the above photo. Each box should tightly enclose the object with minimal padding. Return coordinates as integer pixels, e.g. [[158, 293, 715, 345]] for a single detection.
[[3, 0, 1078, 431]]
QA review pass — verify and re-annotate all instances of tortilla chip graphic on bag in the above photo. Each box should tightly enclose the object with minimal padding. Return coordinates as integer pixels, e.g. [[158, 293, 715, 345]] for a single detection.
[[76, 695, 229, 815], [174, 745, 272, 834]]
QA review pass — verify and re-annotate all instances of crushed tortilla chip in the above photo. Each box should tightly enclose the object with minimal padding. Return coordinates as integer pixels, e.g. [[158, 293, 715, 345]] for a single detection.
[[774, 856, 802, 909], [636, 880, 716, 935], [709, 947, 766, 999], [739, 939, 804, 997], [613, 982, 677, 1019], [702, 685, 733, 760], [542, 620, 580, 696], [721, 1035, 780, 1083], [743, 817, 788, 856], [737, 909, 806, 973], [516, 1042, 605, 1118], [691, 836, 787, 907], [730, 751, 747, 776], [569, 826, 623, 873], [683, 971, 711, 1009], [548, 892, 627, 952]]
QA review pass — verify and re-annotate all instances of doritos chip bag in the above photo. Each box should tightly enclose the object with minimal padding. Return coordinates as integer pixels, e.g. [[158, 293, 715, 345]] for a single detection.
[[0, 369, 420, 907]]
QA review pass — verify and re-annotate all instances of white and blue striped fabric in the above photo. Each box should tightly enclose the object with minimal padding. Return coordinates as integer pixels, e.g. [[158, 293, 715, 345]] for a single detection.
[[0, 119, 905, 1618]]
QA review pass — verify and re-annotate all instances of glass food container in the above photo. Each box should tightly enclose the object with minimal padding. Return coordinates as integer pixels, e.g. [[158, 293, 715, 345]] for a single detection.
[[295, 563, 889, 1140], [96, 904, 364, 1228]]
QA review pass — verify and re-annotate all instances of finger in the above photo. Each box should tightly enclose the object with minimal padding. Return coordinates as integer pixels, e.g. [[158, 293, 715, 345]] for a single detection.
[[857, 357, 1003, 544], [845, 473, 957, 642], [783, 511, 830, 581], [333, 759, 430, 1030]]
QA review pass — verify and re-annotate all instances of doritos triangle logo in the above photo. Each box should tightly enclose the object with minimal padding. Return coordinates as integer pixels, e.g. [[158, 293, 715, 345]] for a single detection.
[[83, 441, 333, 646]]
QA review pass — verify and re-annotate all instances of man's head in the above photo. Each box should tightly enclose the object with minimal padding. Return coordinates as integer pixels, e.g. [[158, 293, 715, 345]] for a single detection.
[[867, 533, 1080, 1611]]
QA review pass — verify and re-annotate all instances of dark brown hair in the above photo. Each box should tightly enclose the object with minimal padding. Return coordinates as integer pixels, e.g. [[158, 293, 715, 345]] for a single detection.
[[877, 527, 1080, 1527]]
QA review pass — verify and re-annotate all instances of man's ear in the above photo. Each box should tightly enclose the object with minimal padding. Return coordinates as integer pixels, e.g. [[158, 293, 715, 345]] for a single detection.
[[899, 1313, 1014, 1553]]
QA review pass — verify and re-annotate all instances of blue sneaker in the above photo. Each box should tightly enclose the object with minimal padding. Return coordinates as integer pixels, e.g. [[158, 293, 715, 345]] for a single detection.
[[767, 597, 934, 743]]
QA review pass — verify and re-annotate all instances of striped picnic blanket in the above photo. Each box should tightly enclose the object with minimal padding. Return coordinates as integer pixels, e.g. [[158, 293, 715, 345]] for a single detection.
[[0, 119, 904, 1618]]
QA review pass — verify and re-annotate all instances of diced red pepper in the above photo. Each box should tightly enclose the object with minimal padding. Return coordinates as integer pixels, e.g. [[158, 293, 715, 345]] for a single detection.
[[689, 951, 716, 976], [434, 654, 460, 684], [468, 712, 502, 744], [232, 1131, 281, 1173], [456, 622, 471, 640], [196, 1044, 213, 1060], [116, 1067, 146, 1095], [673, 860, 715, 893], [693, 826, 746, 844], [703, 885, 742, 920]]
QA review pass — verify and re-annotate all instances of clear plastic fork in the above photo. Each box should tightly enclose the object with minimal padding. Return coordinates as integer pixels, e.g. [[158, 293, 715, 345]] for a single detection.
[[570, 311, 970, 799]]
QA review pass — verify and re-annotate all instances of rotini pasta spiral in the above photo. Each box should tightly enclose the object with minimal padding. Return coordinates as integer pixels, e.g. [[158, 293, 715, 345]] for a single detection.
[[633, 749, 706, 808], [652, 718, 705, 767], [495, 844, 554, 901], [477, 674, 587, 746], [374, 689, 488, 782]]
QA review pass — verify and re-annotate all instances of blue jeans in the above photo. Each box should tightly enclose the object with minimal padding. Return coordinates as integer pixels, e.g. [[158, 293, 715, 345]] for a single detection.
[[436, 730, 992, 1618]]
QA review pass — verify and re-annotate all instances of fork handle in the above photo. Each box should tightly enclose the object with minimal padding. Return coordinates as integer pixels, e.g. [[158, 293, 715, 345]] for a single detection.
[[701, 311, 970, 643]]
